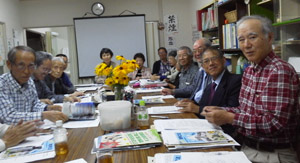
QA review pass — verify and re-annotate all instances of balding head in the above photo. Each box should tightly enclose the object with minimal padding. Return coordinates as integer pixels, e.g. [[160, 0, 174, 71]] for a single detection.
[[193, 38, 211, 63]]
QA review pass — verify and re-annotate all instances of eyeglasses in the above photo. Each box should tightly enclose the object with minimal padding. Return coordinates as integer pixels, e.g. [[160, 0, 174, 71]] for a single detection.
[[39, 67, 51, 73], [178, 54, 189, 59], [13, 63, 36, 71], [201, 56, 221, 65], [193, 47, 204, 54]]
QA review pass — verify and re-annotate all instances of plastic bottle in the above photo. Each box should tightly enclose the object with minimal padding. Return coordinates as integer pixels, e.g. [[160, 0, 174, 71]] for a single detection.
[[136, 100, 149, 130], [53, 120, 68, 155]]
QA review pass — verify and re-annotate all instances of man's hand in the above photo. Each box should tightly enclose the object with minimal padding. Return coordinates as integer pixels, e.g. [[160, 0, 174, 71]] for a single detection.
[[40, 99, 53, 105], [70, 91, 84, 97], [64, 96, 80, 102], [150, 75, 160, 81], [174, 99, 193, 106], [42, 111, 69, 123], [161, 88, 173, 95], [47, 105, 62, 111], [2, 120, 39, 148], [177, 101, 200, 113], [201, 106, 235, 125]]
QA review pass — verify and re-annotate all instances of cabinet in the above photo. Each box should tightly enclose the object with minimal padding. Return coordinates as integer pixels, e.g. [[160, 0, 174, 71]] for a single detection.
[[197, 1, 219, 46], [272, 0, 300, 64]]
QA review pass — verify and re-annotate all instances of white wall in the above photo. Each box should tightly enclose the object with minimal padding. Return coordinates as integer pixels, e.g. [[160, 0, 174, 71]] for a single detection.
[[0, 0, 24, 72]]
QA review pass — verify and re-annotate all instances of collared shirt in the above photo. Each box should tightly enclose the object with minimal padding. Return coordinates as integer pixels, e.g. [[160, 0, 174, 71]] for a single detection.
[[194, 68, 208, 103], [211, 69, 225, 91], [178, 63, 199, 89], [128, 66, 152, 80], [32, 76, 64, 103], [60, 72, 73, 88], [224, 52, 300, 144], [158, 61, 170, 76], [0, 73, 47, 124]]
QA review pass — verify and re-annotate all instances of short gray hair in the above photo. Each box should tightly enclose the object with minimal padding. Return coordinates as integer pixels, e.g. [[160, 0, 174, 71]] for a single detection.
[[201, 38, 212, 48], [52, 57, 64, 63], [237, 15, 273, 37], [7, 46, 36, 64], [178, 46, 193, 57], [36, 51, 52, 67]]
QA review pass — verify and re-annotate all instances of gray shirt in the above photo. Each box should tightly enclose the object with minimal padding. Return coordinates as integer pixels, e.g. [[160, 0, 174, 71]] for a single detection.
[[178, 64, 199, 89]]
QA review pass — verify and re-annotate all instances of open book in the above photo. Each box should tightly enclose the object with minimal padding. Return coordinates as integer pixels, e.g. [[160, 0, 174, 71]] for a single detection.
[[94, 129, 162, 151]]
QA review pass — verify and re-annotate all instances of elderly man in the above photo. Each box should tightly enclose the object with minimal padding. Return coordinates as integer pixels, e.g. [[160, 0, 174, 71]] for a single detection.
[[32, 52, 79, 104], [44, 57, 83, 97], [201, 15, 299, 163], [176, 47, 241, 135], [176, 46, 199, 89], [161, 38, 211, 100], [56, 54, 75, 92], [0, 46, 68, 124]]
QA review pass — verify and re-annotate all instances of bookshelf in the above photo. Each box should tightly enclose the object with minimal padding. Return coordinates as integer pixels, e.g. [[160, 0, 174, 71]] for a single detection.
[[272, 0, 300, 61], [197, 1, 219, 47], [217, 0, 247, 74]]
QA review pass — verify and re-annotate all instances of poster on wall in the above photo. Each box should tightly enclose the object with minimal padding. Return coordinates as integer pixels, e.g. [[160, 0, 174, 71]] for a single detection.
[[0, 24, 6, 66], [164, 14, 178, 34]]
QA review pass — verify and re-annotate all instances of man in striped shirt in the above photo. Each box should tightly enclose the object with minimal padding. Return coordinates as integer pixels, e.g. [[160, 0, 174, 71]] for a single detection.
[[201, 15, 299, 163]]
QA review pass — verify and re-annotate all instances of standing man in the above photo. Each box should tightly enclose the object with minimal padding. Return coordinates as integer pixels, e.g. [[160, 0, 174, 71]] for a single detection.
[[201, 15, 299, 163], [161, 38, 211, 100], [0, 46, 68, 124]]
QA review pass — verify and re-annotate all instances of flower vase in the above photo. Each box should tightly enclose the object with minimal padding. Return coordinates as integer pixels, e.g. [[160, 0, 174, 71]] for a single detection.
[[114, 85, 125, 100]]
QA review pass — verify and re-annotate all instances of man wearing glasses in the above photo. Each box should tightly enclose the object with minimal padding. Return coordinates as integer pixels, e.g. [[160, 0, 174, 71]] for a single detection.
[[0, 46, 68, 125], [176, 47, 241, 136]]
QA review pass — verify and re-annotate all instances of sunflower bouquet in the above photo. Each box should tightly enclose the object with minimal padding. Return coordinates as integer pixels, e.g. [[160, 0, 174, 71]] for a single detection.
[[95, 55, 139, 100]]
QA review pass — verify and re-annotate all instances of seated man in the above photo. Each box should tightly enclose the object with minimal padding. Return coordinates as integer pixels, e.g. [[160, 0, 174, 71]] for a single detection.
[[151, 47, 171, 80], [56, 54, 75, 92], [0, 46, 68, 124], [176, 46, 199, 89], [44, 57, 83, 96], [32, 51, 79, 104], [0, 120, 39, 151], [176, 47, 242, 135], [161, 38, 212, 99]]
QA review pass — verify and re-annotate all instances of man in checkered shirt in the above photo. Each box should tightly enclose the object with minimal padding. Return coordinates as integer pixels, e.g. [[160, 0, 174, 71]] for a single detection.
[[201, 15, 299, 163], [0, 46, 68, 125]]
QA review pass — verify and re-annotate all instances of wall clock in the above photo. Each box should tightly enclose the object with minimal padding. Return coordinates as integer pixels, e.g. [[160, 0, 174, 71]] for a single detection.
[[91, 2, 105, 16]]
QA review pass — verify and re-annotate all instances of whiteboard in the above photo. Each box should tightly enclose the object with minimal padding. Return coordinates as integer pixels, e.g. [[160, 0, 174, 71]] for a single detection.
[[74, 15, 147, 78]]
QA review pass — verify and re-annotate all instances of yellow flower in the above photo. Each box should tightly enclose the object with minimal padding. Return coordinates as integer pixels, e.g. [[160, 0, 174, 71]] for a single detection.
[[118, 76, 129, 85], [116, 55, 126, 61], [112, 75, 121, 84], [102, 66, 112, 76], [113, 65, 128, 76], [105, 77, 114, 86], [94, 63, 108, 76]]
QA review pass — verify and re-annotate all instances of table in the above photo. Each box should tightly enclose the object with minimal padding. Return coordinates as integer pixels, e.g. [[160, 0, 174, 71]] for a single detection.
[[39, 96, 233, 163]]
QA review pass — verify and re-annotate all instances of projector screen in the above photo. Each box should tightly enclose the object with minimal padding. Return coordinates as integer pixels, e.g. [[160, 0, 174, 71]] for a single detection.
[[74, 15, 147, 78]]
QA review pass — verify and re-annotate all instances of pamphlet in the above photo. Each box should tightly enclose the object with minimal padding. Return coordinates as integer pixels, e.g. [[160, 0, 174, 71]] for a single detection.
[[176, 130, 228, 144], [94, 129, 162, 151]]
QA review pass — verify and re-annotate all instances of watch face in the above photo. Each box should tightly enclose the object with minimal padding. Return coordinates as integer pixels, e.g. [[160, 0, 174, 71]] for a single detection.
[[92, 2, 104, 16]]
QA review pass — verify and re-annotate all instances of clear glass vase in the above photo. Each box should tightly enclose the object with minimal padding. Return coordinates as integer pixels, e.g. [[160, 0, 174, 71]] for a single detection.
[[114, 85, 125, 100]]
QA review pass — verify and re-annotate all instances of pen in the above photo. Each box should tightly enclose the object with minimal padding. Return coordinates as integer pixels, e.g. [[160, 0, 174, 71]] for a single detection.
[[8, 146, 42, 153], [151, 115, 169, 119]]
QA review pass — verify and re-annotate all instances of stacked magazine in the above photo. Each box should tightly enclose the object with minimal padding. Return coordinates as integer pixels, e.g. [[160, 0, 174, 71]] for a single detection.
[[93, 129, 162, 152], [161, 129, 238, 150]]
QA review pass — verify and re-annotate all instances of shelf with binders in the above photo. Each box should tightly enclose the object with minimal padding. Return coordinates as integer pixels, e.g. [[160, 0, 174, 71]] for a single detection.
[[197, 1, 219, 33]]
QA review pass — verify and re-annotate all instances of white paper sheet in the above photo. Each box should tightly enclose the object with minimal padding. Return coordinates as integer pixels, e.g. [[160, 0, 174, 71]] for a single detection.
[[180, 152, 251, 163], [148, 106, 182, 114], [65, 158, 88, 163], [154, 119, 221, 132], [154, 152, 251, 163], [41, 116, 100, 129], [8, 135, 53, 149], [135, 88, 163, 93], [142, 95, 174, 100], [76, 86, 99, 92]]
